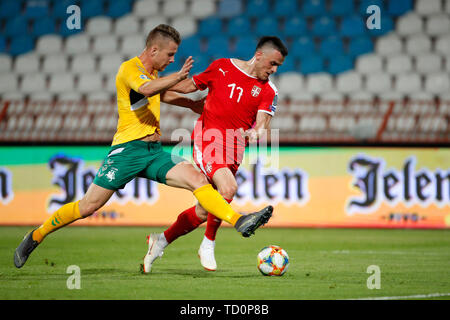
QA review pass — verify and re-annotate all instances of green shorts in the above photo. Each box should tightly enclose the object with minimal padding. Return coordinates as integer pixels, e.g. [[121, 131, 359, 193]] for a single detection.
[[93, 140, 185, 190]]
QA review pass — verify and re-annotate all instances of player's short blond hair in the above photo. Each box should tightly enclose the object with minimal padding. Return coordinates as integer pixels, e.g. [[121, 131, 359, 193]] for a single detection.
[[145, 24, 181, 48]]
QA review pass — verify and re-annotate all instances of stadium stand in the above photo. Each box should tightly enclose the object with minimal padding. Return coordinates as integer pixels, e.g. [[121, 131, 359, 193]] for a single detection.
[[0, 0, 448, 144]]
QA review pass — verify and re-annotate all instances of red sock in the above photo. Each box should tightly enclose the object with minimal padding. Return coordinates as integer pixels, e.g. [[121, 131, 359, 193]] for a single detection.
[[204, 198, 232, 241], [164, 206, 203, 244]]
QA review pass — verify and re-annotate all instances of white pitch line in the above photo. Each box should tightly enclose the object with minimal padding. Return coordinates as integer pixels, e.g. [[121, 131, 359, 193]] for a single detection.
[[347, 293, 450, 300]]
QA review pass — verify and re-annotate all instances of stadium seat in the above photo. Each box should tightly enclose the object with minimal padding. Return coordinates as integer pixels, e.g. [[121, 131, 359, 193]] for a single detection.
[[133, 0, 159, 17], [77, 73, 104, 93], [48, 74, 75, 93], [319, 36, 344, 57], [416, 0, 442, 16], [0, 36, 5, 53], [71, 53, 97, 73], [0, 74, 18, 93], [14, 53, 40, 74], [365, 72, 392, 94], [86, 17, 113, 36], [190, 0, 216, 19], [278, 55, 296, 73], [198, 17, 223, 37], [106, 0, 133, 18], [21, 73, 47, 94], [51, 0, 78, 18], [385, 55, 412, 74], [336, 71, 362, 93], [396, 13, 424, 36], [205, 36, 231, 57], [24, 0, 49, 19], [368, 15, 394, 36], [426, 14, 450, 36], [305, 73, 333, 93], [64, 34, 90, 54], [291, 36, 315, 58], [92, 35, 118, 54], [283, 17, 307, 37], [348, 36, 373, 56], [277, 72, 304, 96], [387, 0, 413, 16], [227, 17, 251, 36], [3, 16, 29, 37], [114, 15, 139, 36], [255, 17, 279, 36], [302, 0, 326, 17], [177, 35, 202, 59], [355, 53, 383, 74], [395, 73, 422, 93], [189, 55, 210, 75], [358, 0, 384, 15], [141, 16, 169, 33], [161, 0, 187, 17], [415, 54, 442, 74], [0, 0, 21, 19], [42, 54, 68, 74], [246, 0, 270, 18], [172, 16, 197, 38], [300, 55, 324, 74], [435, 35, 450, 55], [0, 54, 12, 72], [405, 34, 431, 55], [32, 16, 57, 37], [424, 73, 450, 93], [329, 0, 354, 16], [99, 54, 123, 74], [217, 0, 242, 18], [375, 34, 403, 56], [274, 0, 298, 17], [9, 35, 35, 56], [340, 15, 365, 37], [313, 16, 336, 37], [79, 0, 105, 18], [328, 55, 354, 74], [232, 36, 258, 59]]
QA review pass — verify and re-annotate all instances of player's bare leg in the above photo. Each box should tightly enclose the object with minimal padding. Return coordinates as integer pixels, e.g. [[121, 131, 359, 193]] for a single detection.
[[14, 184, 114, 268]]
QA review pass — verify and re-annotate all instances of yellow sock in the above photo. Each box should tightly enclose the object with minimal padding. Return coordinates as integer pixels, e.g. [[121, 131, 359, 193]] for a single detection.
[[193, 184, 242, 226], [32, 201, 82, 243]]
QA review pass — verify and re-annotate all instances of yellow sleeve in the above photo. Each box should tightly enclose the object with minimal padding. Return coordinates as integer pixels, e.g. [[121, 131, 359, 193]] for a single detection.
[[119, 60, 152, 92]]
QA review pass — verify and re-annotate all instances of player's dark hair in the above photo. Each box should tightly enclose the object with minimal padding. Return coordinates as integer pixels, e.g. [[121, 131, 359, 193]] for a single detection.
[[146, 24, 181, 47], [256, 36, 288, 57]]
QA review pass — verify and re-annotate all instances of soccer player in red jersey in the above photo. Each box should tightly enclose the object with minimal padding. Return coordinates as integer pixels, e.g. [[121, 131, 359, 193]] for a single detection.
[[143, 36, 287, 271]]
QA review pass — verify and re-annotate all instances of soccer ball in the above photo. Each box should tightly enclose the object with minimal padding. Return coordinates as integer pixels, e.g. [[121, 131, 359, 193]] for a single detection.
[[257, 245, 289, 276]]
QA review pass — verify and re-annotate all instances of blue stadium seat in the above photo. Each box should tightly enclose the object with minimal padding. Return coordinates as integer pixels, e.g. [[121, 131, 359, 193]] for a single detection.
[[59, 19, 83, 37], [348, 36, 373, 56], [233, 36, 257, 59], [302, 0, 326, 17], [3, 16, 29, 37], [359, 0, 384, 15], [274, 0, 297, 17], [283, 17, 307, 37], [299, 55, 324, 74], [79, 0, 104, 18], [227, 17, 251, 36], [9, 35, 34, 55], [198, 17, 222, 37], [312, 16, 336, 37], [206, 36, 231, 57], [160, 59, 182, 75], [217, 0, 242, 18], [246, 0, 269, 18], [52, 0, 79, 18], [291, 36, 315, 58], [178, 36, 203, 58], [24, 0, 49, 18], [0, 36, 6, 53], [319, 36, 344, 57], [340, 15, 366, 37], [190, 55, 211, 75], [329, 0, 354, 16], [0, 0, 22, 19], [32, 16, 57, 37], [388, 0, 412, 16], [106, 0, 132, 18], [277, 55, 296, 73], [327, 55, 353, 74], [367, 15, 393, 36], [254, 17, 279, 36]]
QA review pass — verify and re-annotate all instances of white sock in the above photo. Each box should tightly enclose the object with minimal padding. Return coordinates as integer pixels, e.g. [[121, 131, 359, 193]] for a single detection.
[[159, 233, 169, 248]]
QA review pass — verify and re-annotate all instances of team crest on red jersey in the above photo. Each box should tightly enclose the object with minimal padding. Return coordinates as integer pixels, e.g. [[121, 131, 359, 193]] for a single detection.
[[251, 85, 261, 97]]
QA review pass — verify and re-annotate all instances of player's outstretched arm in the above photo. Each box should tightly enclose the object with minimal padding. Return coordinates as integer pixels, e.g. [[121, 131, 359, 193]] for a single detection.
[[160, 90, 204, 114], [138, 57, 194, 97], [168, 78, 198, 94]]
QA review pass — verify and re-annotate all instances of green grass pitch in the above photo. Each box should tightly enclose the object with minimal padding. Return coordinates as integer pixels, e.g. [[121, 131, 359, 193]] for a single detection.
[[1, 226, 449, 300]]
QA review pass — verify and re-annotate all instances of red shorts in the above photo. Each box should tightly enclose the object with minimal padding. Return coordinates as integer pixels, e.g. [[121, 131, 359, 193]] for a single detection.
[[192, 129, 243, 182]]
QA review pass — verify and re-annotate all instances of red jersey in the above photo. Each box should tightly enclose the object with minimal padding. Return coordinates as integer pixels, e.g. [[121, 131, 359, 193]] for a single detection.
[[192, 58, 278, 133]]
